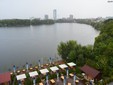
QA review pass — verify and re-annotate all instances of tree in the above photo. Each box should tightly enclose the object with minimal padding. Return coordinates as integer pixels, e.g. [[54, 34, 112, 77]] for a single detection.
[[57, 40, 93, 66]]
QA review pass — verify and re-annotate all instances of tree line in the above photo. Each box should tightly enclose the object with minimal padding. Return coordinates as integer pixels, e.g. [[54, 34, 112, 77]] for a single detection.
[[76, 19, 103, 30], [0, 19, 54, 27]]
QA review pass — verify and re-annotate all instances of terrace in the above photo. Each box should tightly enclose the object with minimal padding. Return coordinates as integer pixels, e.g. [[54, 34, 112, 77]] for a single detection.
[[10, 60, 88, 85]]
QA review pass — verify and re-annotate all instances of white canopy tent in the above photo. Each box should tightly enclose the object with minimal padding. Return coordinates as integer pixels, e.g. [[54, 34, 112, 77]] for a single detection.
[[67, 62, 76, 67], [50, 66, 59, 72], [40, 68, 49, 74], [59, 64, 68, 69], [29, 71, 38, 77], [16, 74, 26, 80]]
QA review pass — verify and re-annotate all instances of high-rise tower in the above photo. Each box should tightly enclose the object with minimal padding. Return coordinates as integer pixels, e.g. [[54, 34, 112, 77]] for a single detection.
[[53, 9, 57, 20], [44, 15, 49, 20]]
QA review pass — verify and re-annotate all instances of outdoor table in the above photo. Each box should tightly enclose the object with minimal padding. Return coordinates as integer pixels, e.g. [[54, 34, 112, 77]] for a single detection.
[[41, 65, 43, 68], [10, 72, 13, 75], [17, 70, 20, 73], [69, 73, 74, 77], [35, 66, 38, 69], [22, 69, 25, 72], [50, 79, 55, 84], [30, 67, 33, 70], [61, 76, 64, 80], [68, 83, 71, 85], [39, 82, 43, 85], [75, 80, 79, 83]]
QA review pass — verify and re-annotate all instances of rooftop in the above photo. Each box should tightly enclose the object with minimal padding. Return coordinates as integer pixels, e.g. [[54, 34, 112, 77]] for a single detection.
[[80, 65, 100, 79], [0, 72, 11, 84]]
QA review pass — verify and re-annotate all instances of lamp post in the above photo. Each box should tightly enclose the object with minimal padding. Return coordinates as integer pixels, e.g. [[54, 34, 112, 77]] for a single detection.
[[73, 73, 76, 83], [26, 62, 29, 72], [66, 68, 69, 78], [49, 57, 52, 65], [63, 76, 66, 85], [56, 71, 59, 82], [33, 77, 36, 85], [46, 73, 49, 85], [13, 65, 16, 73], [38, 60, 41, 69], [18, 80, 21, 85]]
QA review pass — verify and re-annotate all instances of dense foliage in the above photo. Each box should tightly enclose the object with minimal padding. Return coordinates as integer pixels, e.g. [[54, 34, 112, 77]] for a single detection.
[[93, 19, 113, 77], [57, 19, 113, 83], [57, 40, 94, 66], [0, 19, 54, 27]]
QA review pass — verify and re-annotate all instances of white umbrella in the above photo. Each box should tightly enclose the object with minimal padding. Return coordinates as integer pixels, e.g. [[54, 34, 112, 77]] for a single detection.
[[40, 68, 49, 75], [16, 74, 26, 80], [29, 71, 38, 77], [59, 64, 68, 69], [50, 66, 59, 72], [67, 62, 76, 67]]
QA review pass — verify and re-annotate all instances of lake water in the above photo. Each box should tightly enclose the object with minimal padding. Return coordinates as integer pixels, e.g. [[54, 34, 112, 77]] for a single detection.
[[0, 23, 99, 72]]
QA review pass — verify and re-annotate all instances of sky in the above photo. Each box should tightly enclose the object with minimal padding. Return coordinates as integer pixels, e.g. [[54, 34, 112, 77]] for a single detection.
[[0, 0, 113, 19]]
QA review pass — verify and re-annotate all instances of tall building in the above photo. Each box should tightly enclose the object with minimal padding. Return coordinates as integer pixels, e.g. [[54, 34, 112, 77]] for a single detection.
[[69, 15, 73, 20], [53, 9, 57, 20], [44, 15, 49, 20]]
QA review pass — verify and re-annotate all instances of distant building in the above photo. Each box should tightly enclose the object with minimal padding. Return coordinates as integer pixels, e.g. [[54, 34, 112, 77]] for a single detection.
[[44, 15, 49, 20], [69, 15, 73, 20], [53, 9, 57, 20]]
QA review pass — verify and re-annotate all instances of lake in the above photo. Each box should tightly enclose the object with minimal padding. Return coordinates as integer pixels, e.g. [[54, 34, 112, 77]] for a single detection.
[[0, 23, 99, 72]]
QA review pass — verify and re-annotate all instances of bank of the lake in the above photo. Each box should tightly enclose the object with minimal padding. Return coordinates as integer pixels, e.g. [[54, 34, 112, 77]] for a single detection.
[[0, 23, 99, 72]]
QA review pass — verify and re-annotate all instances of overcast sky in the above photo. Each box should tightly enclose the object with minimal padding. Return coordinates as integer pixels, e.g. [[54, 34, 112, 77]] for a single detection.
[[0, 0, 113, 19]]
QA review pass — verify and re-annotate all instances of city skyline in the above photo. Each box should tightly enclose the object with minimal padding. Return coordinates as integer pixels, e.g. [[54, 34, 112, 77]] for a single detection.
[[0, 0, 113, 19]]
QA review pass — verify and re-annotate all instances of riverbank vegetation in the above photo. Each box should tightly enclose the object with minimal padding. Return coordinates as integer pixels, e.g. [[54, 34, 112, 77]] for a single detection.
[[76, 19, 103, 30], [0, 18, 103, 30], [0, 19, 54, 27], [57, 19, 113, 84]]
